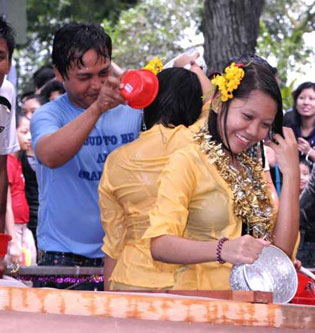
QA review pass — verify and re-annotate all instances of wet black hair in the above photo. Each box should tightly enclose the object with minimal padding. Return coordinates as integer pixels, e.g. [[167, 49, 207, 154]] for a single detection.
[[208, 55, 283, 156], [0, 16, 15, 61], [143, 68, 203, 130], [52, 22, 112, 79], [291, 81, 315, 127]]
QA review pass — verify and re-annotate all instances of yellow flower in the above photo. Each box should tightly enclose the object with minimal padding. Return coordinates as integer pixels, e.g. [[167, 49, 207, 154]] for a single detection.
[[143, 57, 163, 75], [211, 62, 245, 102]]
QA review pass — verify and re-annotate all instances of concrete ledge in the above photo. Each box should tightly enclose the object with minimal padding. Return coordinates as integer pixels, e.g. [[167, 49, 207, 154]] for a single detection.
[[0, 286, 314, 329]]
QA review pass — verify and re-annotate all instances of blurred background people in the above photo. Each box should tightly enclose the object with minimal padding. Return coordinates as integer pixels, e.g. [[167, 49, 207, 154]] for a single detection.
[[299, 158, 311, 194], [5, 114, 37, 266], [40, 79, 65, 102], [284, 82, 315, 163], [298, 162, 315, 268], [32, 65, 55, 93], [21, 94, 47, 119]]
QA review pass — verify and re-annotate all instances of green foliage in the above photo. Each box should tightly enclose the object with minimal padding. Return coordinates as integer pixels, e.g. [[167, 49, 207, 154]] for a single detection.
[[16, 0, 137, 94], [26, 0, 137, 44], [102, 0, 203, 69], [16, 0, 314, 101], [257, 0, 315, 107]]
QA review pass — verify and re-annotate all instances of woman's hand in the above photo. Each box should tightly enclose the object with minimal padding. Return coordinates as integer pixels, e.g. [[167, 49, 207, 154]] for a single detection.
[[266, 127, 299, 178], [174, 52, 199, 68], [297, 137, 311, 155], [221, 235, 270, 265], [293, 259, 302, 271]]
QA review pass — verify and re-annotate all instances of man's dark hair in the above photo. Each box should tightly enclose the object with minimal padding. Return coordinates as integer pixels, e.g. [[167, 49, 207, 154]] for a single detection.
[[33, 65, 55, 90], [144, 68, 203, 130], [0, 16, 15, 61], [52, 22, 112, 79]]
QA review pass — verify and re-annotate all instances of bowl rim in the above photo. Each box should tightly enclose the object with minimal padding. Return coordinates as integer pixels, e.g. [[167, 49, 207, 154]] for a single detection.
[[243, 245, 298, 304]]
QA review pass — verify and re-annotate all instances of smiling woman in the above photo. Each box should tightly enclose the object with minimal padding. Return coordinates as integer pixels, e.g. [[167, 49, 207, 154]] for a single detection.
[[215, 90, 277, 155], [284, 81, 315, 162], [142, 55, 300, 291]]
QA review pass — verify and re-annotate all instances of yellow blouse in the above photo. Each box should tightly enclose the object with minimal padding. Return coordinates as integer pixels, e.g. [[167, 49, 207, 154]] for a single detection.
[[98, 120, 206, 289], [144, 143, 277, 290]]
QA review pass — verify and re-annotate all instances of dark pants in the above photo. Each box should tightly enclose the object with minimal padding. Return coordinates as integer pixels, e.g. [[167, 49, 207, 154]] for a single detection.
[[33, 251, 104, 291], [298, 242, 315, 268]]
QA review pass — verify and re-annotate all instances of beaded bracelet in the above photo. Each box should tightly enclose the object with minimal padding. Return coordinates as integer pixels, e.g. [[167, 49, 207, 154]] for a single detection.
[[216, 237, 229, 264]]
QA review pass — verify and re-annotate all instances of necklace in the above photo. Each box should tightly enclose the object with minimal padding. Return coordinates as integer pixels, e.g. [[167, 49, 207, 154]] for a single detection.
[[194, 127, 275, 238]]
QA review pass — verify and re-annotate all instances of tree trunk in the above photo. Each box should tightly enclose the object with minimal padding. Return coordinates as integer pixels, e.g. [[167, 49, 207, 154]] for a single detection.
[[203, 0, 265, 73]]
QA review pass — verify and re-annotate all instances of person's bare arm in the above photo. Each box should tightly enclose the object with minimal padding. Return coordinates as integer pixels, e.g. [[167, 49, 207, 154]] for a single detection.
[[5, 186, 14, 238], [0, 155, 7, 233], [103, 256, 117, 291], [5, 186, 21, 265], [266, 128, 300, 257], [151, 234, 269, 265], [174, 53, 212, 103], [266, 170, 280, 210], [35, 76, 126, 168]]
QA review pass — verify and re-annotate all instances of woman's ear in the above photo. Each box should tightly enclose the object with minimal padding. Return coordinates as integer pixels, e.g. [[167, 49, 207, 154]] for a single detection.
[[211, 95, 222, 114]]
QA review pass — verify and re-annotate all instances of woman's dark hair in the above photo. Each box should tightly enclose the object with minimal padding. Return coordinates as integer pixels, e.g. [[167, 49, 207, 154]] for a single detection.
[[16, 113, 29, 129], [52, 22, 112, 79], [208, 55, 283, 155], [299, 155, 312, 171], [291, 81, 315, 127], [23, 93, 47, 106], [143, 68, 203, 130], [33, 65, 55, 90], [40, 79, 65, 101]]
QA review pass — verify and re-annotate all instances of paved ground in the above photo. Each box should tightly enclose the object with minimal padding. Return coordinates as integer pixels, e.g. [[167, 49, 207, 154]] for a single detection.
[[1, 310, 313, 333]]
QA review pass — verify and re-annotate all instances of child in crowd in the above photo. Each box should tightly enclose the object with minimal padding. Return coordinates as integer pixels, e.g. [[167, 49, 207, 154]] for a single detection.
[[5, 115, 36, 266], [19, 94, 46, 246], [299, 159, 311, 194], [21, 94, 47, 119]]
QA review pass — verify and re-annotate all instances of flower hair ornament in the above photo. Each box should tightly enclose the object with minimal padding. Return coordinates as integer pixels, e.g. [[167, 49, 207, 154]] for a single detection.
[[143, 57, 163, 75], [211, 62, 245, 102]]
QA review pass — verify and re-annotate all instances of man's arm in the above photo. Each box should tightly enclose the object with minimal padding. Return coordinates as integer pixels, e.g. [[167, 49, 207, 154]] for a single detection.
[[0, 155, 8, 233], [34, 76, 126, 168]]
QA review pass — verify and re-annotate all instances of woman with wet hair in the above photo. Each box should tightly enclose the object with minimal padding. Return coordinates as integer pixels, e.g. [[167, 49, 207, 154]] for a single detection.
[[99, 67, 207, 290], [144, 56, 299, 290]]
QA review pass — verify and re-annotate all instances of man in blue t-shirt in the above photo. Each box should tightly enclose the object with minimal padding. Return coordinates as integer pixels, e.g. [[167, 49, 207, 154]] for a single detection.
[[30, 23, 142, 290]]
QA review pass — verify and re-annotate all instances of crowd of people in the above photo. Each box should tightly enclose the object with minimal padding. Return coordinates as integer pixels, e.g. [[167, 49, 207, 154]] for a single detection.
[[0, 17, 314, 291]]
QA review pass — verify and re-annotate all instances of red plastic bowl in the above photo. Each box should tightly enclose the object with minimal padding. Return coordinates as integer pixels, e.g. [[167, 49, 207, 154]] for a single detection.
[[0, 233, 12, 258], [291, 272, 315, 305], [120, 69, 159, 109]]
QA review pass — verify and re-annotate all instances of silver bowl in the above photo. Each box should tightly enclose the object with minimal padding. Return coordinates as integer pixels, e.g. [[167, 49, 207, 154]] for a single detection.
[[230, 245, 298, 304]]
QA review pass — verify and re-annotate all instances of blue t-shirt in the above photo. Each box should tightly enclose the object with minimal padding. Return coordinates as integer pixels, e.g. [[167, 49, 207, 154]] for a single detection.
[[31, 94, 142, 258]]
